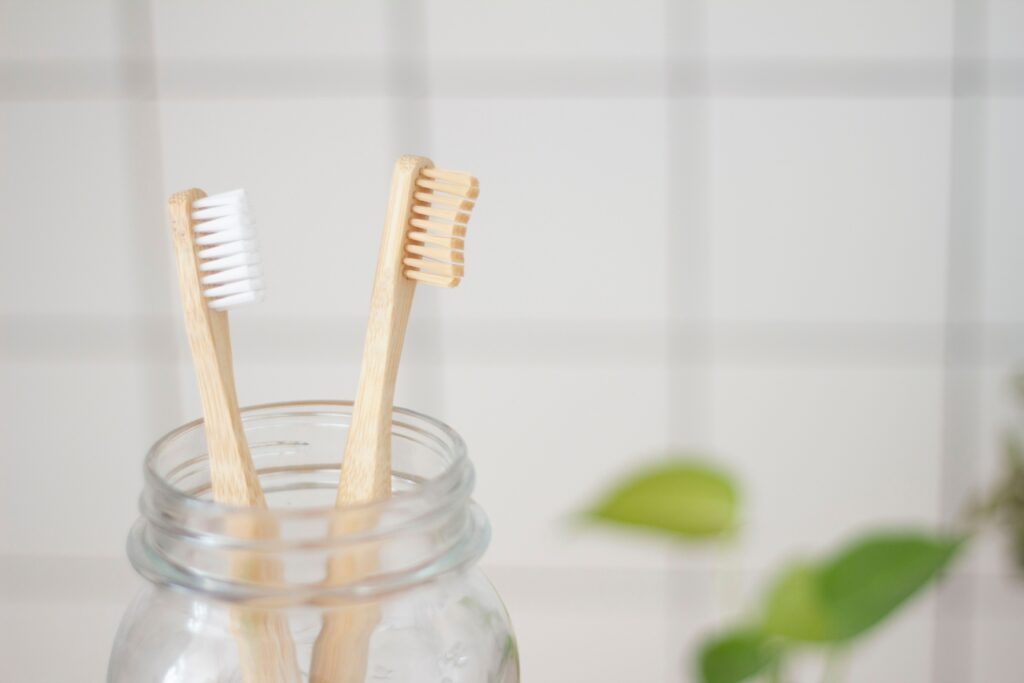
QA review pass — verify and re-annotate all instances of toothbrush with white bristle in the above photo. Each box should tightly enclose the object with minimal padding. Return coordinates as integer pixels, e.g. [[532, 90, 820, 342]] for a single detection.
[[167, 188, 300, 683]]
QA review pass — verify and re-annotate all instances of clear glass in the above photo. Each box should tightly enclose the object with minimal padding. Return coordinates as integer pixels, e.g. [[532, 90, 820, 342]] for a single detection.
[[108, 401, 519, 682]]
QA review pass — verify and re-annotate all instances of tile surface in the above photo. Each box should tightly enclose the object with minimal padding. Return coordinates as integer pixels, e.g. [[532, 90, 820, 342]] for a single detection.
[[982, 99, 1024, 324], [987, 0, 1024, 60], [151, 0, 391, 61], [423, 0, 667, 61], [707, 0, 953, 61], [0, 0, 123, 61], [444, 364, 672, 569], [485, 565, 673, 682], [708, 98, 950, 324], [709, 364, 944, 570], [0, 362, 155, 557], [428, 97, 670, 323], [0, 102, 153, 316]]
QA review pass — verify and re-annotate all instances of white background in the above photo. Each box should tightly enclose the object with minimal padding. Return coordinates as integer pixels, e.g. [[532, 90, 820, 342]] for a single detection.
[[1, 1, 1023, 681]]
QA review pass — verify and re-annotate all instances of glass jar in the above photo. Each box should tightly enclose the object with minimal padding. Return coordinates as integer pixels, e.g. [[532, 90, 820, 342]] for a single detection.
[[108, 401, 519, 683]]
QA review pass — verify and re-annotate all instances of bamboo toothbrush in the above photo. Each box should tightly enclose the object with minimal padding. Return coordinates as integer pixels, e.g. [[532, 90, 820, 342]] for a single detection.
[[309, 156, 479, 682], [168, 188, 301, 683], [337, 155, 476, 506]]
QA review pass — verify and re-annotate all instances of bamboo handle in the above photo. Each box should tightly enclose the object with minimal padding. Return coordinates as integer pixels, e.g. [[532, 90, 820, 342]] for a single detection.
[[335, 155, 433, 505], [169, 190, 263, 505], [168, 191, 301, 683], [309, 156, 434, 682]]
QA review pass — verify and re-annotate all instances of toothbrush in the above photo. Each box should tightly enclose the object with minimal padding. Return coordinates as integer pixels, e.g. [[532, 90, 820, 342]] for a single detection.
[[337, 155, 476, 506], [168, 188, 301, 683], [309, 156, 478, 682]]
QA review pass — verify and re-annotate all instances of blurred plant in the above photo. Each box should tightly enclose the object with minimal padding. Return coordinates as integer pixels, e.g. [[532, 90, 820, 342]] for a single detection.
[[585, 375, 1024, 681], [968, 373, 1024, 575], [583, 460, 739, 540], [697, 532, 963, 683], [583, 459, 964, 682]]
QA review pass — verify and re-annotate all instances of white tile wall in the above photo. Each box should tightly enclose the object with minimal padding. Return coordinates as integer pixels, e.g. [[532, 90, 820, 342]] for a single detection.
[[151, 1, 392, 61], [444, 364, 671, 570], [0, 0, 123, 61], [0, 557, 137, 681], [1, 601, 127, 681], [423, 0, 667, 61], [973, 615, 1024, 683], [0, 102, 149, 317], [0, 362, 152, 557], [708, 98, 950, 325], [1, 0, 1021, 681], [710, 365, 944, 570], [706, 0, 953, 61], [971, 571, 1024, 683], [427, 98, 670, 323], [982, 98, 1024, 324], [178, 358, 362, 423], [986, 0, 1024, 60], [487, 566, 674, 682]]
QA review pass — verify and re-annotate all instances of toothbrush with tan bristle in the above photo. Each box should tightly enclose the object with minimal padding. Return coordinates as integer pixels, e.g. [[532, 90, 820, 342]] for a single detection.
[[309, 156, 479, 682], [167, 188, 301, 683]]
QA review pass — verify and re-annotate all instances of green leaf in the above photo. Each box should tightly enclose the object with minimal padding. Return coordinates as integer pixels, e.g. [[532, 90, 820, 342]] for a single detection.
[[585, 460, 738, 539], [762, 564, 829, 641], [698, 629, 779, 683], [761, 532, 964, 643], [818, 533, 963, 639]]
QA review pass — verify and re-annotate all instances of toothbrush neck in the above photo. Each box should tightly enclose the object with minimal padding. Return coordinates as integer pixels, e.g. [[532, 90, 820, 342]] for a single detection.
[[356, 275, 416, 416]]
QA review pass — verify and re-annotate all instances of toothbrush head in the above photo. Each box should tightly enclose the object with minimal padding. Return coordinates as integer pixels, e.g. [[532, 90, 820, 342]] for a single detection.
[[403, 167, 479, 288], [190, 189, 265, 310]]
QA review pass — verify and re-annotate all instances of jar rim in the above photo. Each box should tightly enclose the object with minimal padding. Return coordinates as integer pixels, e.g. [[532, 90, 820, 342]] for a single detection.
[[144, 399, 470, 521], [132, 400, 489, 602]]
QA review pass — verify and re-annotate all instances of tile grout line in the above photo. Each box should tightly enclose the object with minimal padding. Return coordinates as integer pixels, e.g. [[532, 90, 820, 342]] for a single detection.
[[2, 58, 1023, 102], [664, 0, 715, 674], [7, 316, 1024, 367], [933, 1, 988, 681], [663, 1, 676, 671], [114, 1, 185, 438], [386, 0, 447, 416]]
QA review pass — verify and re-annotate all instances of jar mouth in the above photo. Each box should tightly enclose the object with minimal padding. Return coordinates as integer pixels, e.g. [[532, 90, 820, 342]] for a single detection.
[[145, 400, 469, 519], [130, 400, 489, 603]]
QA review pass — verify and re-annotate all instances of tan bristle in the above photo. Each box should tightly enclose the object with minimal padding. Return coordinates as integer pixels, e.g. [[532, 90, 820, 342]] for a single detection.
[[406, 243, 465, 263], [403, 257, 464, 278], [416, 178, 480, 200], [405, 270, 459, 287], [421, 167, 478, 187], [414, 191, 475, 210], [412, 204, 470, 224], [410, 218, 466, 237], [408, 231, 465, 250], [404, 167, 478, 289]]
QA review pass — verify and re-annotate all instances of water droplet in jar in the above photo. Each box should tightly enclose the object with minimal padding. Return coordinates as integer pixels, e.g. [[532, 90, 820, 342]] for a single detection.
[[371, 665, 393, 679]]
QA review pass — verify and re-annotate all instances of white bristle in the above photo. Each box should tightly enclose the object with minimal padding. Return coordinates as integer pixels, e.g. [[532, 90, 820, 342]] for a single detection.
[[192, 189, 264, 310]]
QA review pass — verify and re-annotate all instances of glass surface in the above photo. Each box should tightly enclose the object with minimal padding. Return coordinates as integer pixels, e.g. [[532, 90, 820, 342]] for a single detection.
[[107, 401, 519, 683]]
